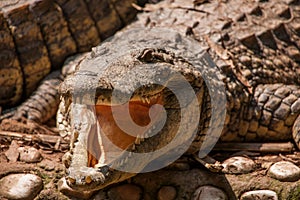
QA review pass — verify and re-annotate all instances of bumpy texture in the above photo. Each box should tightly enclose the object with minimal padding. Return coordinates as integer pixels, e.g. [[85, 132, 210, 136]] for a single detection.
[[129, 0, 300, 143], [58, 0, 300, 196], [0, 0, 139, 107]]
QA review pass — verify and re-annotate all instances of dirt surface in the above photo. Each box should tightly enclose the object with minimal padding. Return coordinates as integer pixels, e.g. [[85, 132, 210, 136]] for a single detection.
[[1, 123, 300, 200], [0, 131, 67, 199]]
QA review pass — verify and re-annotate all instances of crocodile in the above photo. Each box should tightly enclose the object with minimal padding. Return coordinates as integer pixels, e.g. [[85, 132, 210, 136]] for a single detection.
[[0, 0, 142, 112], [57, 0, 300, 196]]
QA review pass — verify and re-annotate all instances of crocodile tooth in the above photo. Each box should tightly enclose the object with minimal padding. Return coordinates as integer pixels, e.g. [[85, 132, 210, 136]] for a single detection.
[[63, 120, 68, 126], [132, 144, 136, 150], [141, 97, 145, 103], [145, 128, 152, 138], [140, 136, 145, 142], [135, 137, 141, 145], [144, 131, 149, 138], [152, 125, 156, 130], [67, 131, 71, 136], [118, 159, 123, 167], [58, 124, 65, 131], [138, 96, 143, 102], [57, 113, 64, 123], [123, 156, 128, 164], [66, 126, 71, 132], [138, 133, 145, 142], [145, 97, 150, 104], [114, 160, 119, 167]]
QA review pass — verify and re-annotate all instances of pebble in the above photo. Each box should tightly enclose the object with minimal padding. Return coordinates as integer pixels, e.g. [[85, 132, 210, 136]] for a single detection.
[[0, 173, 43, 200], [107, 184, 142, 200], [240, 190, 278, 200], [158, 186, 177, 200], [38, 159, 56, 171], [193, 185, 227, 200], [5, 140, 19, 162], [18, 147, 42, 163], [268, 161, 300, 181], [222, 156, 256, 174]]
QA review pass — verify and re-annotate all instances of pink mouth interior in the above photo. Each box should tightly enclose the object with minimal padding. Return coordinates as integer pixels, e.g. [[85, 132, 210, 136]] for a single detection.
[[87, 96, 164, 167]]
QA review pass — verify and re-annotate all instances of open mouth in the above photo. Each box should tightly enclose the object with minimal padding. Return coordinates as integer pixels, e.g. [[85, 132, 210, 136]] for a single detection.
[[87, 94, 165, 167]]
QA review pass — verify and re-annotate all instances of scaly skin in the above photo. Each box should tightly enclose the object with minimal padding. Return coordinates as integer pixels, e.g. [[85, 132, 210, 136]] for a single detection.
[[0, 0, 139, 108], [58, 0, 300, 192]]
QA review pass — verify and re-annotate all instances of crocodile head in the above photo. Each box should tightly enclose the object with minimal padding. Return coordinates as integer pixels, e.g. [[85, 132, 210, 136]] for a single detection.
[[58, 30, 217, 191]]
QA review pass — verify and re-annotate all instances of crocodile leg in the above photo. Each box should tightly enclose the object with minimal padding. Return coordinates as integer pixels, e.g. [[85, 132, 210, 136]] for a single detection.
[[10, 70, 63, 123], [0, 69, 63, 135]]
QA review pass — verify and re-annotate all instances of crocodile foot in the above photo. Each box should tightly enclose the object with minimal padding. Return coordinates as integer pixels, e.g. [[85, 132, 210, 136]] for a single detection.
[[66, 166, 108, 191]]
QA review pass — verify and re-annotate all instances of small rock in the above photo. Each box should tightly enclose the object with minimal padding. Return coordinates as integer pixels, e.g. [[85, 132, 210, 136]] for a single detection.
[[240, 190, 278, 200], [38, 189, 64, 200], [107, 184, 142, 200], [222, 156, 256, 174], [268, 161, 300, 181], [5, 140, 19, 162], [58, 177, 95, 199], [18, 146, 42, 163], [0, 173, 43, 200], [39, 159, 55, 171], [158, 186, 177, 200], [193, 185, 227, 200]]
